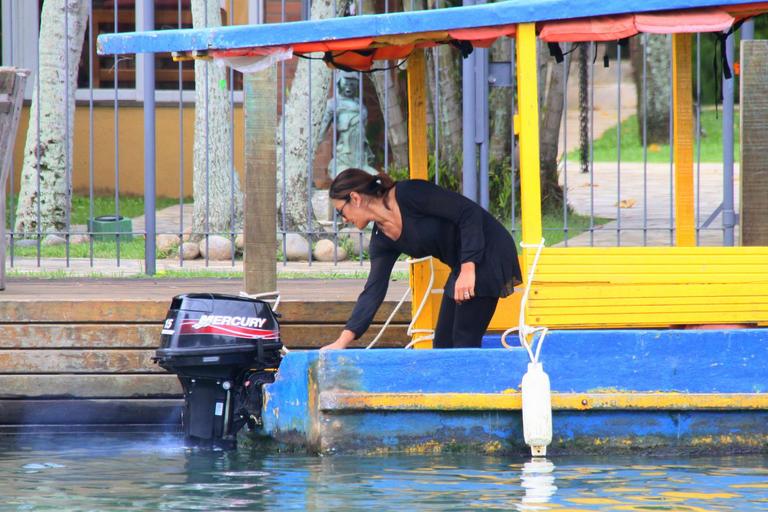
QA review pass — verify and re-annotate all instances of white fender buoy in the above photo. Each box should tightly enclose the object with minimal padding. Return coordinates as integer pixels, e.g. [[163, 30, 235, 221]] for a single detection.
[[521, 361, 552, 457]]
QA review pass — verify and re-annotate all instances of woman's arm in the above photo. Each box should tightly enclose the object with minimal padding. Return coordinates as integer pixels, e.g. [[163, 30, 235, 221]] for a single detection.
[[321, 238, 400, 349], [320, 329, 356, 351]]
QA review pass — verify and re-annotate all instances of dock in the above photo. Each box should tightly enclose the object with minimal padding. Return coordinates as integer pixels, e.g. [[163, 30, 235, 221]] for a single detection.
[[0, 277, 409, 431]]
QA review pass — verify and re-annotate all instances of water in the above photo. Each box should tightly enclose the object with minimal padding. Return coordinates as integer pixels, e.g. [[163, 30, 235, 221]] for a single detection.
[[0, 434, 766, 511]]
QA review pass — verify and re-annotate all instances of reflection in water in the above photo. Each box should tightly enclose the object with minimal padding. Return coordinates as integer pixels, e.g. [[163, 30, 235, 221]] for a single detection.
[[519, 458, 557, 510], [0, 434, 765, 511]]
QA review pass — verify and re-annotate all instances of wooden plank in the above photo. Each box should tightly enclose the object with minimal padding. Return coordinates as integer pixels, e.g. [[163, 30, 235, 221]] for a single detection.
[[282, 324, 409, 348], [536, 247, 768, 256], [0, 324, 161, 348], [531, 274, 768, 284], [0, 300, 169, 323], [533, 282, 768, 300], [244, 65, 277, 294], [0, 399, 181, 425], [535, 264, 768, 274], [531, 295, 768, 309], [536, 254, 768, 265], [0, 299, 411, 323], [0, 375, 181, 398], [529, 302, 768, 316], [529, 311, 768, 327], [0, 350, 161, 373], [740, 40, 768, 245], [672, 33, 695, 246], [0, 323, 409, 349], [0, 68, 30, 291]]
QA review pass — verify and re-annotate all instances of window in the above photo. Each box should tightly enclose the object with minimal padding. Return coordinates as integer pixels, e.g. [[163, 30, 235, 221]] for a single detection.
[[1, 0, 254, 102]]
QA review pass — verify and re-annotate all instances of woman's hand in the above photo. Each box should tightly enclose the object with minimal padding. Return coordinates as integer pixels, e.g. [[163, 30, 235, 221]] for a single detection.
[[454, 262, 476, 303], [320, 329, 356, 351]]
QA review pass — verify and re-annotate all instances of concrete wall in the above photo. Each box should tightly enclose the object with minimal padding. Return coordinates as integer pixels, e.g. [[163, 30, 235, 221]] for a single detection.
[[10, 103, 245, 198]]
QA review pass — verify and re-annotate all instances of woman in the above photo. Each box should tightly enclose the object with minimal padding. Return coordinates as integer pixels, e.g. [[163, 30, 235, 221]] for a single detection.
[[321, 168, 522, 350]]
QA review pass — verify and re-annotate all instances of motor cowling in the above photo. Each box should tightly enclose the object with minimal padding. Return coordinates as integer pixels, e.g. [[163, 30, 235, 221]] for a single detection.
[[154, 293, 283, 448]]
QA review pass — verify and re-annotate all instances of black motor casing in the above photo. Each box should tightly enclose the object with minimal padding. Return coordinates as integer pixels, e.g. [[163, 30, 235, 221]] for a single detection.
[[154, 293, 283, 448]]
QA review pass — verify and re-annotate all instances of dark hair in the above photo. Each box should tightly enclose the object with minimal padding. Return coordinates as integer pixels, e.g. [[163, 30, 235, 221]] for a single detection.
[[329, 168, 395, 200]]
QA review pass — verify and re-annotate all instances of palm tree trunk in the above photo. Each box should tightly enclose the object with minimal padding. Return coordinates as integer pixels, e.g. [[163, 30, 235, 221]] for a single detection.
[[631, 34, 671, 145], [539, 49, 571, 212], [190, 0, 243, 239], [362, 0, 408, 170], [277, 0, 350, 232], [14, 0, 88, 235], [489, 39, 512, 164]]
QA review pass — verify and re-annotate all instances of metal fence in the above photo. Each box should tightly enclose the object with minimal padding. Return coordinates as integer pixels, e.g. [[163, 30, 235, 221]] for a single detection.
[[0, 0, 756, 275]]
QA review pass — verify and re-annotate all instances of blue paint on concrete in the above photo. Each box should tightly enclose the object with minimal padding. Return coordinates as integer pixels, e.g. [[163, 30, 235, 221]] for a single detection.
[[317, 330, 768, 393], [260, 329, 768, 452], [98, 0, 753, 55], [261, 350, 319, 437]]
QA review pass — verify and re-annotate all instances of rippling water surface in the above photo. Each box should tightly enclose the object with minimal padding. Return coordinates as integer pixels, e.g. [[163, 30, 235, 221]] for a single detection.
[[0, 434, 766, 511]]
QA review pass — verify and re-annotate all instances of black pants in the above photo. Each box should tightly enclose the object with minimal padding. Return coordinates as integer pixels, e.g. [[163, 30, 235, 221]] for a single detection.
[[433, 294, 499, 349]]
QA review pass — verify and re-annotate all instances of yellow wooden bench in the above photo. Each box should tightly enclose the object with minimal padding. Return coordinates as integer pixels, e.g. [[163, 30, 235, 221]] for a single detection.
[[523, 247, 768, 329], [411, 246, 768, 342]]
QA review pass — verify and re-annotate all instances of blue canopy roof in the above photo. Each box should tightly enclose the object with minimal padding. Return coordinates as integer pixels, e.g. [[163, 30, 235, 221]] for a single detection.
[[98, 0, 758, 55]]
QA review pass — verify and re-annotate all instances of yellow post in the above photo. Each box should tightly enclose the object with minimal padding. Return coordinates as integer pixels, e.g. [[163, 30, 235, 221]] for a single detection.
[[516, 23, 543, 260], [406, 48, 434, 347], [407, 49, 428, 180], [673, 33, 695, 247]]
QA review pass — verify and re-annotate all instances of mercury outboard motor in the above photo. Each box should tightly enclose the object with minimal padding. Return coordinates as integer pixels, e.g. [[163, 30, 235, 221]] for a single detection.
[[154, 293, 283, 448]]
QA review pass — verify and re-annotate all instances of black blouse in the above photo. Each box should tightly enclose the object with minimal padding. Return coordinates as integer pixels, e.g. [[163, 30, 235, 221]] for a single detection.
[[345, 180, 522, 338]]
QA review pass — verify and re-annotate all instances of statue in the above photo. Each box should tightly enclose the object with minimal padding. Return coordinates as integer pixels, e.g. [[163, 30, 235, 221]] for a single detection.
[[320, 71, 377, 177]]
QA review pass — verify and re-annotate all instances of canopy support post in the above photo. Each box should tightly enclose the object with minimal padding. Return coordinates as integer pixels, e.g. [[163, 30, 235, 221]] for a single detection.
[[673, 33, 695, 247], [407, 49, 428, 180], [243, 66, 277, 294], [406, 48, 437, 348], [516, 23, 542, 261]]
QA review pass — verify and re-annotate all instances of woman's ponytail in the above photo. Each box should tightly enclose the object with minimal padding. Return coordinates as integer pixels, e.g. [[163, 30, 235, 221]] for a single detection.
[[329, 168, 395, 200]]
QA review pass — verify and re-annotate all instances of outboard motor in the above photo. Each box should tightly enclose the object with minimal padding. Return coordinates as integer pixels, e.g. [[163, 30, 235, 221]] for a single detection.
[[154, 293, 283, 448]]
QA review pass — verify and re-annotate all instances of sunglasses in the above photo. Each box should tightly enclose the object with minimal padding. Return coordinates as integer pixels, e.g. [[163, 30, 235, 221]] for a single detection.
[[335, 197, 351, 219]]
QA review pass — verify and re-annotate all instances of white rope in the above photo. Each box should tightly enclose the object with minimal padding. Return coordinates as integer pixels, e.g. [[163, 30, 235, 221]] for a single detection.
[[239, 290, 281, 312], [366, 256, 435, 350], [239, 290, 288, 353], [500, 239, 549, 363]]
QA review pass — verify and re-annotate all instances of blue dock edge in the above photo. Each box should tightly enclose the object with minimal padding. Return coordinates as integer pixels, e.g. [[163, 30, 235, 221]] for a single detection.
[[257, 329, 768, 455]]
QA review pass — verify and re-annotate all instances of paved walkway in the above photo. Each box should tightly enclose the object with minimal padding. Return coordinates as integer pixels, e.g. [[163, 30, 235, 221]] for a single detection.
[[557, 162, 739, 247]]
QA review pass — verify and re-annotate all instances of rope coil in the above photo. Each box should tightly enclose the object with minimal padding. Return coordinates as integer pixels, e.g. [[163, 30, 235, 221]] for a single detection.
[[501, 239, 548, 363]]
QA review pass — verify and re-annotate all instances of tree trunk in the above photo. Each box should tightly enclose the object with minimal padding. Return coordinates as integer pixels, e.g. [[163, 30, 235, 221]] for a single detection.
[[191, 0, 243, 239], [362, 0, 408, 170], [277, 0, 350, 232], [539, 49, 570, 212], [418, 0, 462, 180], [363, 0, 408, 169], [431, 43, 463, 178], [489, 39, 512, 164], [367, 70, 409, 171], [578, 44, 589, 174], [14, 0, 87, 235], [631, 34, 671, 145]]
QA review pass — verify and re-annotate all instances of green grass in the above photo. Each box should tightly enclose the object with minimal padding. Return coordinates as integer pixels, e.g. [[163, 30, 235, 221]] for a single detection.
[[7, 194, 188, 227], [507, 211, 610, 247], [7, 188, 605, 261], [567, 109, 739, 163], [11, 238, 149, 259]]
